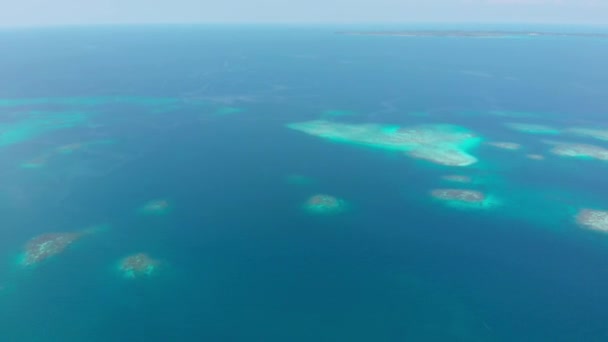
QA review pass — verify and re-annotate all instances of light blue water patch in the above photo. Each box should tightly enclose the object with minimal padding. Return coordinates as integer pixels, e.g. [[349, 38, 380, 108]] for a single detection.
[[215, 106, 244, 116], [0, 111, 88, 147]]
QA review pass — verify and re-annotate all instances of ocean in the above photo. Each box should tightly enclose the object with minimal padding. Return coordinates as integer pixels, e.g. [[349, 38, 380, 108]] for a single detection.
[[1, 24, 608, 341]]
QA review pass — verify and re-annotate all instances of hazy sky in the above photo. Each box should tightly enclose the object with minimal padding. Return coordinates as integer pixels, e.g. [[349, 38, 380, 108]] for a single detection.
[[1, 0, 607, 27]]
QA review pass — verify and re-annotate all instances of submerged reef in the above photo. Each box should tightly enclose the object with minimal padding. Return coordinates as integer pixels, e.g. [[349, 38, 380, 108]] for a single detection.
[[0, 111, 88, 148], [138, 199, 171, 215], [20, 233, 82, 267], [19, 226, 102, 267], [55, 143, 85, 154], [431, 189, 485, 203], [441, 175, 473, 183], [287, 120, 482, 167], [487, 142, 522, 150], [285, 174, 315, 186], [576, 209, 608, 232], [0, 95, 197, 150], [118, 253, 162, 279], [567, 128, 608, 142], [526, 154, 545, 161], [303, 194, 347, 215], [544, 140, 608, 161], [215, 106, 243, 116], [20, 139, 116, 169], [20, 154, 52, 169], [505, 123, 560, 135], [430, 188, 499, 209]]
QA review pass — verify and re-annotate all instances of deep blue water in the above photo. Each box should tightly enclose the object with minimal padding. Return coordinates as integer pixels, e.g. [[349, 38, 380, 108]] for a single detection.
[[1, 25, 608, 341]]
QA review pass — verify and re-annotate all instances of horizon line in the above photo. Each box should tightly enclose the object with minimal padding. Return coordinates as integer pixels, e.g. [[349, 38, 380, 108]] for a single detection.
[[1, 20, 607, 31]]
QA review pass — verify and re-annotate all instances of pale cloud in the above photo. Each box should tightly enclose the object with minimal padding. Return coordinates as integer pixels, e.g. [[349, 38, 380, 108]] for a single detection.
[[0, 0, 607, 26], [469, 0, 602, 5]]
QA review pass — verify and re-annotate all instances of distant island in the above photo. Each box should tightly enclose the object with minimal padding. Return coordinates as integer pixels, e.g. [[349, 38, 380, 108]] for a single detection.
[[338, 31, 608, 39]]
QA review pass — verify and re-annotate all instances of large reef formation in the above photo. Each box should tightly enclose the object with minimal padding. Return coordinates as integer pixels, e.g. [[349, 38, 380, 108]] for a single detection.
[[544, 140, 608, 161], [576, 209, 608, 233], [566, 128, 608, 142], [287, 120, 482, 167]]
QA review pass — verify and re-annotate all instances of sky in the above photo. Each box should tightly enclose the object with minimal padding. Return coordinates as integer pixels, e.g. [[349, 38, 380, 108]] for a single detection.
[[1, 0, 607, 27]]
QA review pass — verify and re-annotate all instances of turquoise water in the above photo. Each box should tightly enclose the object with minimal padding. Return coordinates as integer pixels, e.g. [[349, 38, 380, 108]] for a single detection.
[[1, 25, 608, 341]]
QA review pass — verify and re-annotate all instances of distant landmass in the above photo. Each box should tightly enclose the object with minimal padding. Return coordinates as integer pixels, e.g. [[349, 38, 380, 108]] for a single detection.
[[339, 31, 608, 38]]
